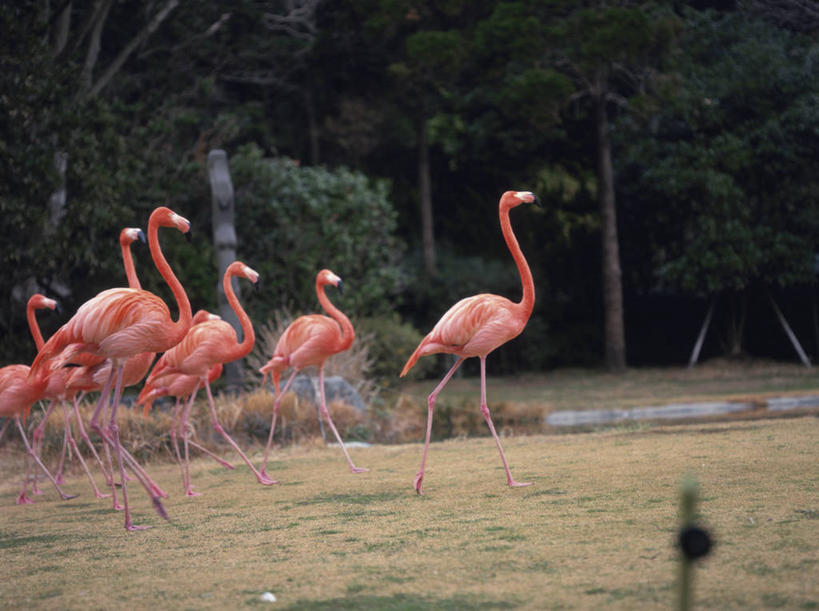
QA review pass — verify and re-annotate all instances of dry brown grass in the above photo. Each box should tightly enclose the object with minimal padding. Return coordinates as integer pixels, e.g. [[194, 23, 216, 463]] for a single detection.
[[0, 416, 816, 609]]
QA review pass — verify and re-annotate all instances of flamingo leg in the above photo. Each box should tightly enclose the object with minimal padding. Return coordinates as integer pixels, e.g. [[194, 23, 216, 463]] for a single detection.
[[105, 364, 168, 530], [30, 400, 59, 494], [415, 357, 465, 495], [180, 388, 201, 496], [317, 367, 368, 474], [478, 357, 531, 488], [0, 417, 10, 442], [260, 369, 298, 478], [54, 413, 71, 484], [90, 367, 124, 508], [61, 401, 107, 498], [71, 395, 111, 498], [14, 417, 77, 501], [203, 378, 278, 485], [169, 397, 185, 486]]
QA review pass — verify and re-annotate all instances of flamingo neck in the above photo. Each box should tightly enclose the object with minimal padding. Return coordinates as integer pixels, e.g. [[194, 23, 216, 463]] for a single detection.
[[148, 216, 192, 344], [317, 282, 354, 352], [224, 268, 255, 357], [26, 303, 45, 351], [500, 203, 535, 319], [121, 240, 140, 289]]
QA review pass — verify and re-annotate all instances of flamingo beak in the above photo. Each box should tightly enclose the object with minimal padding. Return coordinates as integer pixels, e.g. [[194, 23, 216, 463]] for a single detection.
[[137, 228, 147, 244], [533, 194, 542, 208], [54, 301, 62, 314], [336, 279, 344, 295]]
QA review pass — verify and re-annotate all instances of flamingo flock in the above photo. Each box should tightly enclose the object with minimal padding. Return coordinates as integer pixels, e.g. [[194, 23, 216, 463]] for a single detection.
[[1, 190, 540, 529]]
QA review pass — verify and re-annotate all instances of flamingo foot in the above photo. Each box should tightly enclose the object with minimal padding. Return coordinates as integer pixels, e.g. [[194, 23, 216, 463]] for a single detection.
[[508, 480, 532, 488], [350, 466, 369, 474], [55, 474, 65, 485], [59, 492, 78, 501], [95, 491, 112, 499], [113, 503, 125, 511], [185, 489, 203, 497], [16, 493, 34, 505], [125, 523, 152, 531], [413, 472, 425, 496], [257, 474, 279, 486]]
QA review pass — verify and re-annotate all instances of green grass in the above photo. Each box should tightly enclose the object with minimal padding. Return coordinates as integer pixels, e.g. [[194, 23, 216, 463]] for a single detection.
[[1, 415, 818, 609]]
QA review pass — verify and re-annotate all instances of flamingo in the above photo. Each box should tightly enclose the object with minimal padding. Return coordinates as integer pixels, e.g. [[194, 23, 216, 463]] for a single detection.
[[23, 294, 109, 500], [0, 363, 77, 503], [28, 206, 193, 530], [137, 310, 234, 494], [147, 261, 274, 492], [259, 269, 368, 476], [400, 190, 540, 495]]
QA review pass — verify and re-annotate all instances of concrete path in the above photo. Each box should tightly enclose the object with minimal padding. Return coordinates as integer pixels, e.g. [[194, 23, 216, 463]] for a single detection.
[[545, 395, 819, 427]]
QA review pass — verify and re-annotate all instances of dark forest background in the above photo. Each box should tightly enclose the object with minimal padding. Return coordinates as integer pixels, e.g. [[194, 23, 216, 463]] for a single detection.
[[2, 0, 818, 379]]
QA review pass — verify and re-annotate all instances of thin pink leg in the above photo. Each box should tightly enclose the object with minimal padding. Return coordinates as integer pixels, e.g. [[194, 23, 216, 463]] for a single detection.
[[415, 357, 465, 495], [189, 440, 234, 469], [90, 367, 123, 508], [0, 417, 10, 442], [169, 397, 187, 490], [317, 368, 368, 474], [260, 370, 298, 478], [30, 400, 59, 495], [479, 357, 531, 488], [14, 417, 77, 501], [105, 364, 168, 530], [180, 388, 201, 496], [203, 379, 278, 485], [61, 402, 108, 498], [54, 415, 70, 484], [72, 395, 111, 498]]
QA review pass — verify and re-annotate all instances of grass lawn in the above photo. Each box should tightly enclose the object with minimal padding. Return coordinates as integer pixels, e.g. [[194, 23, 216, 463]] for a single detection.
[[399, 358, 819, 413], [1, 414, 817, 609]]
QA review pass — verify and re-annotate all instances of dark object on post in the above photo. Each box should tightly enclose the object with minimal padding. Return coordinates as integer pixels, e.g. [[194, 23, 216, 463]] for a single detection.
[[678, 525, 712, 561], [678, 477, 714, 611]]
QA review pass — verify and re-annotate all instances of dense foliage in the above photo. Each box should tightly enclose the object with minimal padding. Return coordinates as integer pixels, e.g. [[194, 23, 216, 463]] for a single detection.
[[1, 1, 818, 371]]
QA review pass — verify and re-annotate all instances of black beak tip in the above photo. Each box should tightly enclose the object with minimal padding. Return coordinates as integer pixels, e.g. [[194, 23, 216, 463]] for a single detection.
[[533, 195, 543, 208], [337, 279, 344, 295], [137, 229, 147, 244], [185, 229, 193, 242], [54, 302, 62, 314]]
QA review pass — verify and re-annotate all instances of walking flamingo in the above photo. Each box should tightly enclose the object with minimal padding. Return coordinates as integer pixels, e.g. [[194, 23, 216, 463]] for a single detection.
[[0, 363, 77, 503], [147, 261, 274, 492], [400, 190, 540, 495], [137, 310, 234, 494], [259, 269, 368, 476], [23, 294, 109, 500], [29, 206, 193, 530]]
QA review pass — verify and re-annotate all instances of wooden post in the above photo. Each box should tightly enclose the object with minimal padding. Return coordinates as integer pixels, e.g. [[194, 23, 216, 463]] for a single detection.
[[688, 298, 715, 368], [208, 149, 243, 391], [769, 294, 811, 368]]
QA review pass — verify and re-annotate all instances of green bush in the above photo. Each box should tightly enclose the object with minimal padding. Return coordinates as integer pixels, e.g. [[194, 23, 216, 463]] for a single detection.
[[355, 314, 436, 385]]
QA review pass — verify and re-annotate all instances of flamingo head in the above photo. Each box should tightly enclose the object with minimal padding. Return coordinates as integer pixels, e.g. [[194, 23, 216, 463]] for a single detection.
[[317, 269, 343, 294], [120, 227, 146, 247], [502, 190, 542, 210], [150, 206, 191, 235], [27, 293, 59, 312], [227, 261, 260, 284]]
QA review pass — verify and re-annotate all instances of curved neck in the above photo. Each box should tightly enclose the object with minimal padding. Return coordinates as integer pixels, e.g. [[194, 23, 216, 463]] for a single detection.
[[121, 239, 140, 289], [224, 269, 255, 357], [317, 282, 354, 352], [26, 302, 45, 351], [148, 216, 192, 343], [500, 204, 535, 318]]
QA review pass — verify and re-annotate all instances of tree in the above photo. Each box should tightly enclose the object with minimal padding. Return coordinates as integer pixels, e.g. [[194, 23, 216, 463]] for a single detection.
[[617, 8, 819, 356]]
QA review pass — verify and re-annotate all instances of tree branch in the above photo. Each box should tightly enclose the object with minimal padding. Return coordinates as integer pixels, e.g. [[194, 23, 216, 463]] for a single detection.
[[83, 0, 180, 100]]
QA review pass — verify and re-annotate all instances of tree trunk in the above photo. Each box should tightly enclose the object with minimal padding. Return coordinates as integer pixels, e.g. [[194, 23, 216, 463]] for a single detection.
[[418, 117, 436, 276], [595, 92, 626, 372], [208, 149, 243, 392]]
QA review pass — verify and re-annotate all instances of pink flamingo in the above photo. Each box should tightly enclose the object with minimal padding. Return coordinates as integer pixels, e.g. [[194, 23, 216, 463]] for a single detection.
[[137, 310, 234, 494], [400, 191, 540, 495], [23, 294, 109, 500], [29, 207, 193, 530], [259, 269, 368, 476], [0, 363, 77, 504], [148, 261, 274, 492]]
